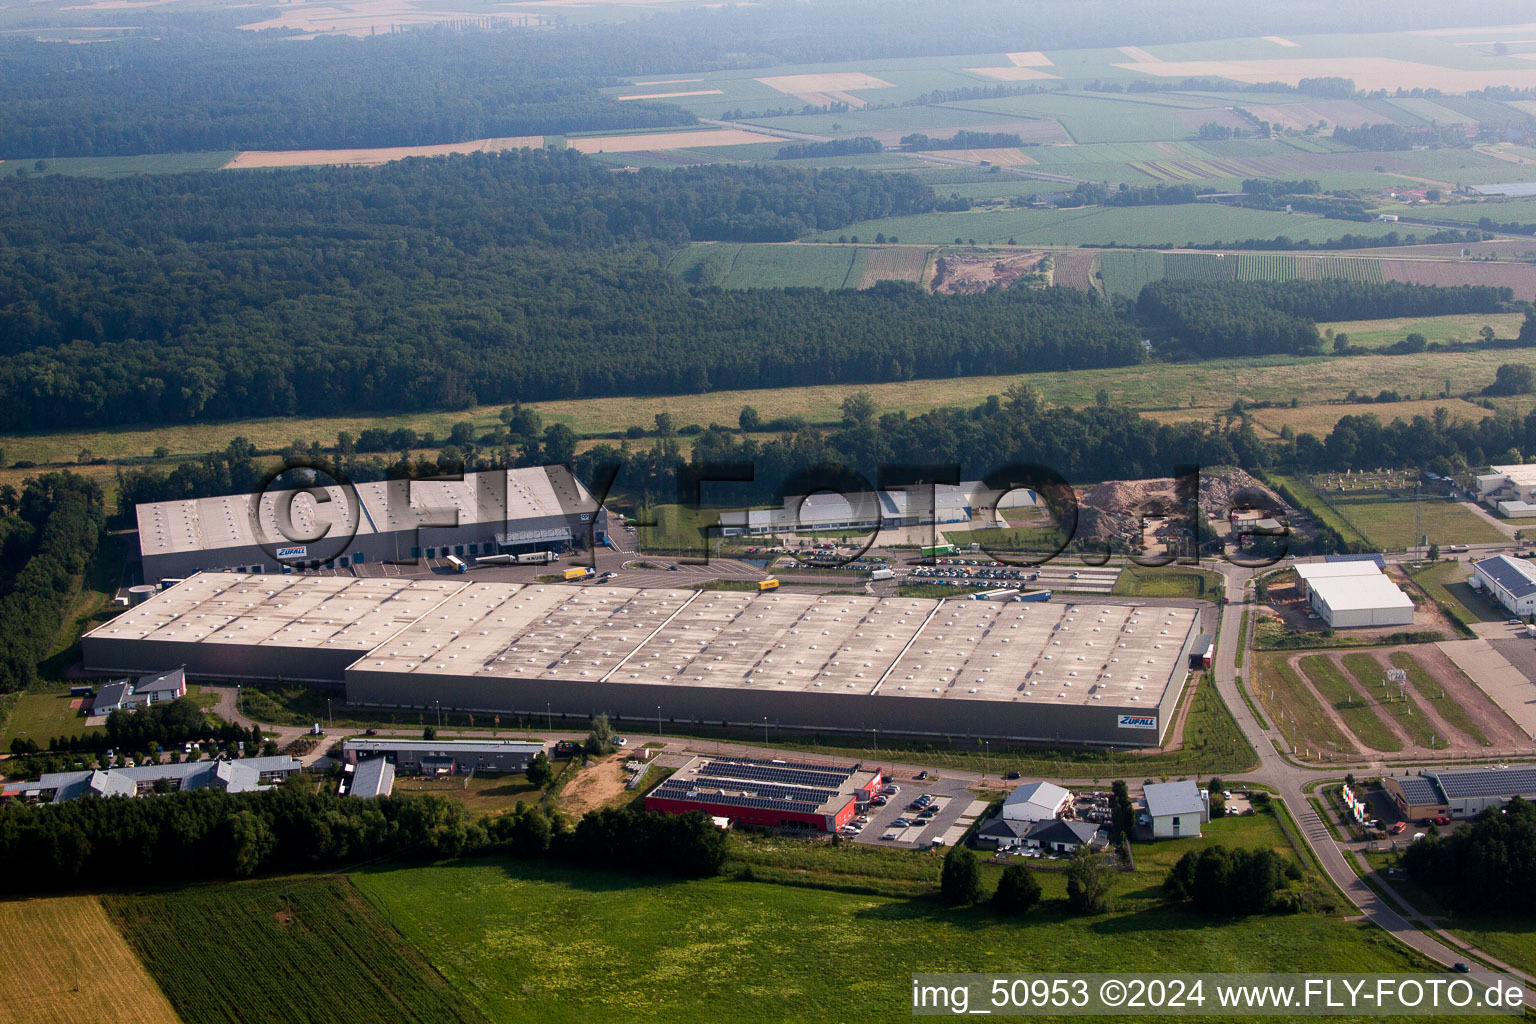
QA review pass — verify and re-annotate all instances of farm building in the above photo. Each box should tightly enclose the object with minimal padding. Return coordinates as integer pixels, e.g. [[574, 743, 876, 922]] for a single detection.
[[644, 755, 881, 832], [1293, 561, 1413, 628], [81, 573, 1203, 746], [1474, 465, 1536, 515], [89, 666, 188, 714], [135, 465, 605, 582], [0, 756, 301, 804], [1143, 780, 1209, 838], [1472, 555, 1536, 617], [1001, 781, 1073, 823], [717, 480, 1036, 536], [1385, 767, 1536, 821], [346, 756, 396, 799], [340, 738, 544, 775]]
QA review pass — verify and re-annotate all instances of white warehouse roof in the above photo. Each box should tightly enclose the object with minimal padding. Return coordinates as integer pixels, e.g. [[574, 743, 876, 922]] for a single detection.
[[1293, 561, 1385, 582], [1307, 574, 1413, 614]]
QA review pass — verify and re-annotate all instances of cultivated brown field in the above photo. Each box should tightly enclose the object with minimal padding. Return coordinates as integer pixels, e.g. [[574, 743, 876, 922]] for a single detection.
[[565, 129, 776, 153], [1380, 258, 1536, 292], [0, 896, 180, 1024], [223, 135, 545, 169], [238, 0, 544, 36], [1249, 398, 1496, 438], [1006, 51, 1054, 66], [925, 147, 1038, 166], [754, 73, 895, 101], [1117, 45, 1160, 62], [854, 246, 931, 289], [1050, 248, 1098, 290], [1263, 36, 1300, 47]]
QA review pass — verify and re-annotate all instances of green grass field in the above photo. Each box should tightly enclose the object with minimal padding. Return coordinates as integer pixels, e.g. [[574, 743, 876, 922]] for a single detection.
[[31, 151, 235, 177], [1318, 313, 1528, 350], [813, 204, 1406, 248], [1112, 564, 1224, 599], [1297, 655, 1401, 754], [1328, 500, 1505, 550], [351, 812, 1420, 1024], [0, 688, 102, 748], [1407, 559, 1504, 629], [104, 877, 487, 1024], [1388, 649, 1491, 746], [1253, 651, 1357, 761]]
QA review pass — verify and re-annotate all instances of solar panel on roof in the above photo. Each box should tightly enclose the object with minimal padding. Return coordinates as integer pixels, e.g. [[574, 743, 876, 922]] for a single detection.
[[1431, 768, 1536, 799]]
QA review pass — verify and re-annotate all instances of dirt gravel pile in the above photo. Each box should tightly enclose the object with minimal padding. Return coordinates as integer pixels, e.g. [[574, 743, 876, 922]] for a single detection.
[[1074, 471, 1281, 542]]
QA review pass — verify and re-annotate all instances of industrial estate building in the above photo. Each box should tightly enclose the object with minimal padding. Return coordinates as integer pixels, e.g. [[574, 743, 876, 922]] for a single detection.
[[644, 755, 881, 832], [1001, 781, 1073, 823], [1143, 780, 1209, 838], [1385, 767, 1536, 821], [340, 737, 545, 776], [136, 466, 605, 581], [0, 756, 302, 803], [717, 481, 1037, 537], [1475, 465, 1536, 516], [1292, 561, 1414, 628], [1472, 554, 1536, 618], [82, 573, 1203, 746], [345, 756, 396, 799]]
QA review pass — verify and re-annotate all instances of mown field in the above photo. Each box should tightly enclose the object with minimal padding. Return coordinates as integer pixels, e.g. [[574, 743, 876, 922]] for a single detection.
[[0, 896, 179, 1024], [0, 687, 103, 748], [812, 204, 1405, 248], [1317, 313, 1529, 349], [11, 346, 1536, 470], [1297, 654, 1399, 754], [1326, 500, 1506, 550], [1388, 649, 1490, 746], [351, 816, 1422, 1024], [104, 876, 487, 1024], [1253, 650, 1357, 761]]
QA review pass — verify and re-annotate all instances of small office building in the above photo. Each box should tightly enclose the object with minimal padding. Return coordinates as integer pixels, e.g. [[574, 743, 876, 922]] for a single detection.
[[1143, 780, 1209, 838], [1472, 555, 1536, 618]]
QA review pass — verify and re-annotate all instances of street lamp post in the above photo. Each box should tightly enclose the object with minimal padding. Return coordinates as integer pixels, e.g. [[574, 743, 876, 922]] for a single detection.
[[763, 716, 769, 746], [546, 702, 552, 733], [326, 698, 332, 731], [435, 700, 441, 728], [657, 705, 662, 739], [983, 739, 989, 780]]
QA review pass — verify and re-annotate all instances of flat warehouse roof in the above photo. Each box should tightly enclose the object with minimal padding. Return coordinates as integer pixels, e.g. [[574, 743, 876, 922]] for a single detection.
[[1294, 561, 1386, 581], [1308, 574, 1413, 612], [137, 466, 596, 556], [84, 574, 470, 652], [90, 574, 1198, 715]]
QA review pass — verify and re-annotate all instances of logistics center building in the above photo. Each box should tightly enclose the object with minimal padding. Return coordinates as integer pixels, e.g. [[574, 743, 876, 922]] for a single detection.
[[136, 466, 605, 582], [82, 573, 1202, 746]]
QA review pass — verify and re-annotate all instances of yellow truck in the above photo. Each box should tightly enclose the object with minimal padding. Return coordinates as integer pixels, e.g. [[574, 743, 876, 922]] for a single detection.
[[757, 578, 780, 591], [563, 567, 595, 581]]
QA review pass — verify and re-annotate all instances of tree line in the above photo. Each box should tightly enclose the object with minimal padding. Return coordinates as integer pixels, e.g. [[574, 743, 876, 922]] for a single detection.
[[0, 779, 728, 893], [1402, 797, 1536, 915], [774, 138, 883, 160]]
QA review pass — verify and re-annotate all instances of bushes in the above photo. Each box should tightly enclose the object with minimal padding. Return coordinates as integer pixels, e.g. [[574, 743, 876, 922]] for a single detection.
[[1402, 796, 1536, 915], [991, 863, 1042, 914], [940, 845, 984, 905]]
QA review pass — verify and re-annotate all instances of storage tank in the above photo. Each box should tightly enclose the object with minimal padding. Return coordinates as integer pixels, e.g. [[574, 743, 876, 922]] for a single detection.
[[127, 584, 159, 605]]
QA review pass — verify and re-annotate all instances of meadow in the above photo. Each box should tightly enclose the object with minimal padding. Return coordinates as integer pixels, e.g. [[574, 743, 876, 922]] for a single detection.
[[10, 346, 1536, 469], [1339, 652, 1439, 750], [1388, 649, 1489, 746], [0, 896, 179, 1024], [0, 687, 103, 748], [104, 876, 487, 1024], [813, 203, 1407, 247], [1316, 312, 1528, 349], [351, 818, 1422, 1024], [1327, 500, 1506, 550]]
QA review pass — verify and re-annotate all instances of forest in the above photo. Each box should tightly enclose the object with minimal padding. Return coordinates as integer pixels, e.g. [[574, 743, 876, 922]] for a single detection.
[[4, 0, 1530, 158], [1137, 279, 1513, 359], [0, 151, 1141, 430], [0, 473, 105, 693], [1402, 797, 1536, 914]]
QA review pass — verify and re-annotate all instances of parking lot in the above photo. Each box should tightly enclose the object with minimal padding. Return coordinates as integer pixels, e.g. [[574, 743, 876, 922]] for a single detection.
[[849, 772, 981, 848]]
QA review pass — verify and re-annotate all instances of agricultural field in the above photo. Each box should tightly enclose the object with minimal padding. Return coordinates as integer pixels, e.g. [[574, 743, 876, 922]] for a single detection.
[[0, 896, 179, 1024], [104, 876, 486, 1024], [1246, 397, 1499, 439], [352, 826, 1424, 1024], [812, 204, 1407, 248]]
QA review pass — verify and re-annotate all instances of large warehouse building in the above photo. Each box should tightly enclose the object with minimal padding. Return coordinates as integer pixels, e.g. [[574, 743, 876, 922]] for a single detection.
[[717, 481, 1037, 537], [136, 466, 605, 581], [1292, 561, 1413, 628], [82, 573, 1203, 746], [645, 755, 881, 832]]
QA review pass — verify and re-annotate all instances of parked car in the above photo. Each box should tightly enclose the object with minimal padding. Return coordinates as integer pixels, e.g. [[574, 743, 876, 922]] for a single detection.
[[1389, 821, 1407, 835], [1432, 816, 1451, 826], [881, 830, 899, 841], [916, 770, 929, 780], [892, 818, 912, 827], [613, 736, 628, 747], [1004, 771, 1022, 780]]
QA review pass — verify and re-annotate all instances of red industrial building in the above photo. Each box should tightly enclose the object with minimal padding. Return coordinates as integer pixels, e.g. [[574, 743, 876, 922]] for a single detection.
[[645, 755, 882, 832]]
